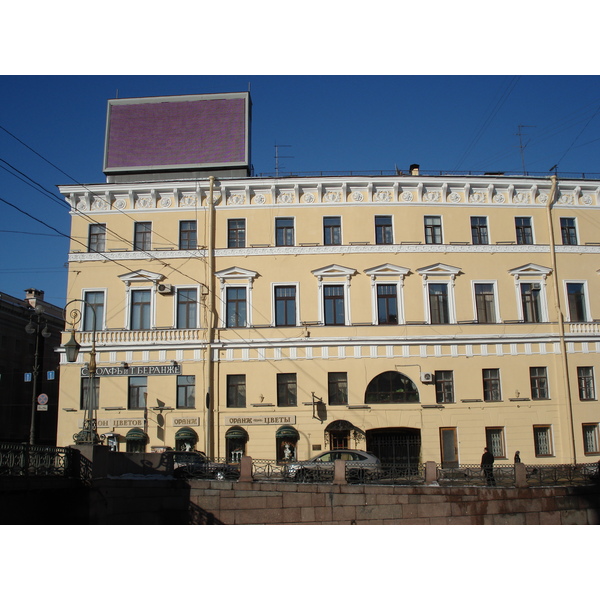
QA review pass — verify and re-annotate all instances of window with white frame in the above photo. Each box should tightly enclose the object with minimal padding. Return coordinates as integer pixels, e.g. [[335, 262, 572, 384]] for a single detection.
[[533, 425, 553, 457], [530, 366, 549, 399], [515, 217, 533, 244], [417, 264, 460, 325], [375, 215, 393, 245], [471, 216, 489, 245], [365, 264, 409, 326], [483, 369, 501, 402], [274, 285, 297, 326], [577, 366, 596, 401], [83, 290, 105, 331], [435, 371, 454, 404], [583, 423, 599, 455], [88, 223, 106, 252], [130, 289, 152, 330], [215, 267, 258, 329], [134, 222, 152, 251], [226, 287, 247, 327], [566, 282, 589, 322], [424, 216, 443, 244], [474, 282, 498, 323], [176, 288, 198, 329], [509, 264, 551, 323], [311, 265, 356, 326], [176, 375, 195, 408], [560, 217, 578, 245]]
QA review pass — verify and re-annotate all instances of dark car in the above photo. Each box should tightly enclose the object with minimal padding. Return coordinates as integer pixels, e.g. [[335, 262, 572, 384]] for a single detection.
[[169, 451, 239, 480], [282, 449, 381, 482]]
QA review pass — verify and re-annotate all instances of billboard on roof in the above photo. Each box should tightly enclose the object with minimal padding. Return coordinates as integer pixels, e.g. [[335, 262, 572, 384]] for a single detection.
[[103, 92, 250, 174]]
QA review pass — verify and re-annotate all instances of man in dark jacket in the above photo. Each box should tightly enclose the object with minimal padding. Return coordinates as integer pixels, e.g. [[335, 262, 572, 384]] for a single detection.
[[481, 447, 496, 486]]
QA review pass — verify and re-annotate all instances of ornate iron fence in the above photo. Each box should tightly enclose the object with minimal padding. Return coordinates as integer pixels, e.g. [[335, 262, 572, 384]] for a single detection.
[[0, 443, 75, 478], [251, 459, 287, 481], [436, 464, 515, 487], [525, 463, 600, 486]]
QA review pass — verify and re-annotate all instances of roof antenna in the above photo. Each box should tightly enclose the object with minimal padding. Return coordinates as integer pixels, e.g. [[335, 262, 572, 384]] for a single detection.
[[516, 124, 535, 175], [274, 142, 293, 177]]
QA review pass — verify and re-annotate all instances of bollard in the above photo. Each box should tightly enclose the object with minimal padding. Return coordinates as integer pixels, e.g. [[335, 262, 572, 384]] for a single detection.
[[238, 455, 253, 482]]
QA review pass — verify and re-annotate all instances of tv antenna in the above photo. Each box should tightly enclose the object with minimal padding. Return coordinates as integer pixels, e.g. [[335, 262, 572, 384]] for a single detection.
[[275, 143, 293, 176], [516, 124, 535, 175]]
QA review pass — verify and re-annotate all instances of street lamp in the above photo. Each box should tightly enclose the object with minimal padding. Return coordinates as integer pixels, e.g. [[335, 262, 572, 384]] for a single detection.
[[63, 299, 100, 445], [25, 305, 51, 445]]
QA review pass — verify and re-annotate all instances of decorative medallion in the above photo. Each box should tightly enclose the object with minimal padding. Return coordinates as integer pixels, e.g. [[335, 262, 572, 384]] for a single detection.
[[92, 197, 110, 211], [537, 193, 549, 205], [114, 198, 127, 210], [469, 192, 486, 203], [492, 193, 506, 204], [375, 190, 392, 202], [352, 191, 364, 202], [136, 197, 153, 209], [401, 191, 413, 202], [253, 193, 266, 205], [76, 198, 88, 211], [227, 193, 245, 205], [159, 197, 172, 208], [514, 192, 530, 204], [303, 192, 316, 203], [180, 195, 197, 207], [559, 193, 574, 205], [277, 192, 294, 204], [424, 191, 441, 202], [324, 191, 341, 203], [448, 192, 461, 203], [581, 194, 593, 205]]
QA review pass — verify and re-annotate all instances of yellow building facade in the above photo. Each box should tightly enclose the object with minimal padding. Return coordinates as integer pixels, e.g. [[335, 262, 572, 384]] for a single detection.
[[56, 173, 600, 467]]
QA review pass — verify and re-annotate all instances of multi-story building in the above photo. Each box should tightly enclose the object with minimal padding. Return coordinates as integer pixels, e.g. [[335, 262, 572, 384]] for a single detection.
[[0, 288, 63, 444], [56, 93, 600, 466]]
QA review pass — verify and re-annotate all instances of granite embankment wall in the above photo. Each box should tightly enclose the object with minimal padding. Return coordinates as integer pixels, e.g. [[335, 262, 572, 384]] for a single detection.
[[87, 479, 599, 525]]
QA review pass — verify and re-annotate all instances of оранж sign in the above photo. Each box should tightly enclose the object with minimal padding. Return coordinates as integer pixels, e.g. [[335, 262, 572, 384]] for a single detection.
[[81, 364, 181, 377], [224, 415, 296, 426]]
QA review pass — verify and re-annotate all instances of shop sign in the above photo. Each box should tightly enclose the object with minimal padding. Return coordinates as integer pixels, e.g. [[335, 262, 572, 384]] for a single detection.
[[172, 417, 200, 426], [224, 415, 296, 426], [81, 364, 181, 377]]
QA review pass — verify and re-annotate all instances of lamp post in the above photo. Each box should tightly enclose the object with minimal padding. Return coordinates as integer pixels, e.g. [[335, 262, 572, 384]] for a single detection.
[[63, 299, 100, 445], [25, 305, 51, 445]]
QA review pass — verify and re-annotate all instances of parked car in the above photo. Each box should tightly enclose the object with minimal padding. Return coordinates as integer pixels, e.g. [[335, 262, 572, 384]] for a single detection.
[[169, 451, 239, 480], [283, 449, 381, 482]]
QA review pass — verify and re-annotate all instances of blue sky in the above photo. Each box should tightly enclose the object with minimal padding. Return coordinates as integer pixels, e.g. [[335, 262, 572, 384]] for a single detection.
[[1, 75, 599, 307]]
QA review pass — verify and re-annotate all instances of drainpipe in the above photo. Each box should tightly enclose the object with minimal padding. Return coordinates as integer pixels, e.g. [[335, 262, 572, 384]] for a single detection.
[[545, 175, 577, 464], [204, 176, 216, 458]]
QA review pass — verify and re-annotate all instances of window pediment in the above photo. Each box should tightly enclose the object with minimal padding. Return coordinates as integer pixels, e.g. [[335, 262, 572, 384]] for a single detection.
[[311, 264, 357, 280], [364, 264, 410, 279], [215, 266, 259, 282], [416, 263, 461, 279], [118, 269, 164, 285], [509, 263, 552, 279]]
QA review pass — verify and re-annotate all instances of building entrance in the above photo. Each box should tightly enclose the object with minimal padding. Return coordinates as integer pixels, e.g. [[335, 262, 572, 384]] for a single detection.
[[366, 427, 421, 466]]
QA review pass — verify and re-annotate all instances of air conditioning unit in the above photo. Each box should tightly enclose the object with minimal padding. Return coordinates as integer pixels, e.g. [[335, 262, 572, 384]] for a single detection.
[[157, 283, 173, 295], [420, 372, 434, 383]]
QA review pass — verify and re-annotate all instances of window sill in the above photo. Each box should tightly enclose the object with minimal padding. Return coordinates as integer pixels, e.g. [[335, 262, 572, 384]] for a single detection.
[[347, 405, 371, 410], [250, 403, 274, 407]]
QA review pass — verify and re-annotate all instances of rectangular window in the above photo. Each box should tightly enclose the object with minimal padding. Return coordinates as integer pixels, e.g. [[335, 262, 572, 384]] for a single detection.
[[80, 376, 100, 410], [276, 218, 294, 247], [533, 425, 553, 457], [128, 376, 147, 409], [578, 367, 596, 401], [474, 283, 497, 323], [377, 284, 398, 324], [228, 219, 246, 248], [515, 217, 533, 244], [424, 216, 442, 244], [176, 375, 195, 408], [179, 221, 197, 250], [471, 216, 489, 245], [567, 282, 587, 322], [134, 222, 152, 251], [440, 428, 458, 467], [323, 217, 342, 246], [530, 367, 549, 399], [324, 285, 345, 325], [375, 216, 393, 244], [275, 286, 296, 326], [226, 287, 247, 327], [520, 282, 542, 322], [130, 290, 151, 330], [88, 224, 106, 252], [227, 375, 246, 408], [583, 423, 600, 455], [177, 288, 198, 329], [428, 283, 449, 324], [483, 369, 501, 402], [328, 372, 348, 405], [277, 373, 297, 407], [560, 217, 578, 245], [83, 291, 105, 331], [485, 427, 506, 458], [435, 371, 454, 404]]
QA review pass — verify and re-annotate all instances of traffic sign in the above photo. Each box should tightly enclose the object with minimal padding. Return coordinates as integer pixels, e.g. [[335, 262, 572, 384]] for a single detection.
[[37, 393, 49, 405]]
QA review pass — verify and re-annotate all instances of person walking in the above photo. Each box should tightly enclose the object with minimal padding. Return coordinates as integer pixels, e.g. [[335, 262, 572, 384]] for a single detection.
[[481, 447, 496, 486]]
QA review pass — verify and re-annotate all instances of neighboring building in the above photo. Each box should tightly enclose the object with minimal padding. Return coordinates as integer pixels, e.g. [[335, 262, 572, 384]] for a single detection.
[[55, 93, 600, 466], [0, 289, 63, 444]]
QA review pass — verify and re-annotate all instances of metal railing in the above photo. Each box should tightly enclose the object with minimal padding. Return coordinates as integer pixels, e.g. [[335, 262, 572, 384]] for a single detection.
[[0, 443, 76, 478], [525, 463, 599, 486], [436, 464, 516, 487]]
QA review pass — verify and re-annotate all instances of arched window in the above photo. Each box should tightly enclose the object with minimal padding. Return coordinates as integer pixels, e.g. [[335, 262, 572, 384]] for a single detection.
[[125, 428, 147, 453], [276, 426, 299, 463], [175, 427, 198, 451], [365, 371, 419, 404], [225, 426, 248, 462]]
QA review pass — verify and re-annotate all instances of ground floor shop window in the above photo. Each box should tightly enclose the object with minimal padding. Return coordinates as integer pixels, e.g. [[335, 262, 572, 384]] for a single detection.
[[225, 426, 247, 462], [325, 420, 354, 449], [276, 425, 299, 462], [175, 427, 198, 451], [125, 428, 147, 453]]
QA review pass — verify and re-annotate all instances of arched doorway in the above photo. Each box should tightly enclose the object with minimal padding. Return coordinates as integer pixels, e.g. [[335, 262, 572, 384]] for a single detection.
[[366, 427, 421, 466], [225, 426, 248, 463]]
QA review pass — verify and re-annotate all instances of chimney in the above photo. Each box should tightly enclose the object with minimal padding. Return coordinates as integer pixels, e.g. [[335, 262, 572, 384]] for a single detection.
[[410, 164, 420, 176], [24, 288, 45, 309]]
